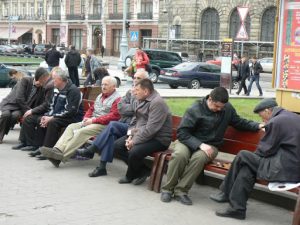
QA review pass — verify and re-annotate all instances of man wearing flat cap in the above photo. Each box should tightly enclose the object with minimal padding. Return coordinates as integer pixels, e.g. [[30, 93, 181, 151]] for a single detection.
[[210, 98, 300, 220]]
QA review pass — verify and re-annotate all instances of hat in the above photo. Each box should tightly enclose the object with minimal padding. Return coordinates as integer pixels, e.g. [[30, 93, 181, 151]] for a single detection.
[[253, 98, 278, 113]]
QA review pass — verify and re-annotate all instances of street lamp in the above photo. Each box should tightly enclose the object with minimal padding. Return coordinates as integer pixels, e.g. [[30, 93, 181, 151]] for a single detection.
[[117, 0, 128, 69], [163, 0, 171, 51], [8, 0, 13, 45]]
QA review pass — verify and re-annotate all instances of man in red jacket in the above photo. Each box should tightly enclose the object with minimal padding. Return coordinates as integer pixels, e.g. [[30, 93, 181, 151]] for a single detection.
[[40, 76, 121, 167]]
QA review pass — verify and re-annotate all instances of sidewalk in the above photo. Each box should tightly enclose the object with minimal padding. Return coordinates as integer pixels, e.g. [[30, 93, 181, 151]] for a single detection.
[[0, 128, 293, 225]]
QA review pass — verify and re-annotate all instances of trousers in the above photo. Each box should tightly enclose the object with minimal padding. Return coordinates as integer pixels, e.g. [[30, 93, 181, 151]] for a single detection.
[[236, 77, 248, 95], [55, 121, 106, 160], [92, 121, 129, 163], [114, 135, 167, 179], [0, 110, 22, 142], [19, 114, 41, 146], [220, 150, 260, 211], [162, 140, 218, 195], [247, 75, 263, 95], [68, 66, 79, 87]]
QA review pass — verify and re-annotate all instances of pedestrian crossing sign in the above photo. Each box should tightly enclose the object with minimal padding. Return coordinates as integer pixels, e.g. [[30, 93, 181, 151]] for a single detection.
[[130, 31, 139, 42]]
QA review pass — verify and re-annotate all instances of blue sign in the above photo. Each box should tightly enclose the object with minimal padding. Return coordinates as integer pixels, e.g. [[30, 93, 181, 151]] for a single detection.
[[130, 31, 139, 42]]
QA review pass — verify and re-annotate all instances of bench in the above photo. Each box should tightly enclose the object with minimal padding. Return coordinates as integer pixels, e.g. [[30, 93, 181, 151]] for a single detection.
[[148, 115, 300, 225]]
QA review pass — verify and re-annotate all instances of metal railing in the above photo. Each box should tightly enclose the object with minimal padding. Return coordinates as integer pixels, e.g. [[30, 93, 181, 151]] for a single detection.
[[66, 14, 85, 20], [49, 14, 61, 20], [137, 12, 153, 19], [108, 13, 131, 20], [88, 14, 101, 20]]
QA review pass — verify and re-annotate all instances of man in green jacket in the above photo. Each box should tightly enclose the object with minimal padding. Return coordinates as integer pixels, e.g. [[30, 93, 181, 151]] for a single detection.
[[160, 87, 264, 205]]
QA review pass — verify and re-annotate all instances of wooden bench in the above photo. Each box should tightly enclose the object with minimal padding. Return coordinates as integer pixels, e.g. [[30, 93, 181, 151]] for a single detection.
[[148, 115, 300, 225]]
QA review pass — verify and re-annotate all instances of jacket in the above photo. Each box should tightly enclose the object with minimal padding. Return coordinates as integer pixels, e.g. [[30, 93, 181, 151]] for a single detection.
[[65, 50, 81, 68], [129, 90, 172, 147], [251, 61, 263, 76], [256, 107, 300, 182], [178, 96, 260, 152], [237, 62, 250, 79], [45, 49, 63, 67], [117, 89, 138, 124]]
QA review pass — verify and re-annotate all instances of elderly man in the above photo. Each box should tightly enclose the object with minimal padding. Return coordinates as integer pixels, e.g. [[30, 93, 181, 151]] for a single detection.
[[210, 99, 300, 220], [12, 68, 54, 151], [0, 68, 51, 143], [41, 76, 121, 167], [77, 70, 148, 177], [24, 67, 83, 159], [160, 87, 264, 206], [114, 79, 172, 185]]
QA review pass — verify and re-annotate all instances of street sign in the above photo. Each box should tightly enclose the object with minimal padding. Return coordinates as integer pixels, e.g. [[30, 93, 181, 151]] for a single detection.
[[236, 24, 248, 39], [237, 7, 249, 21], [130, 31, 139, 42], [236, 6, 249, 40]]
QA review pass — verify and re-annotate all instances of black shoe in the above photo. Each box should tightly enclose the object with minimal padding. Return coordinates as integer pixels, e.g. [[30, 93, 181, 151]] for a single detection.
[[118, 176, 133, 184], [161, 192, 172, 203], [215, 207, 246, 220], [28, 149, 41, 157], [47, 158, 61, 168], [235, 92, 240, 95], [21, 146, 38, 151], [88, 167, 107, 177], [36, 155, 47, 160], [77, 148, 95, 159], [210, 192, 229, 203], [132, 175, 148, 185], [12, 143, 26, 150], [175, 194, 193, 205]]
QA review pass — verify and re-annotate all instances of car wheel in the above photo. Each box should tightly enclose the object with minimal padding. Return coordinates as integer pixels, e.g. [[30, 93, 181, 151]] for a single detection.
[[149, 69, 159, 83], [114, 77, 121, 87], [188, 79, 201, 89], [125, 57, 132, 67], [169, 84, 178, 89]]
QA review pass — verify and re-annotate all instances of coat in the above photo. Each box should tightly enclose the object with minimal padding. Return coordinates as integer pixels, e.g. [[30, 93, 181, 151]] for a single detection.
[[65, 50, 81, 68], [237, 62, 250, 80], [45, 49, 63, 67], [256, 107, 300, 182]]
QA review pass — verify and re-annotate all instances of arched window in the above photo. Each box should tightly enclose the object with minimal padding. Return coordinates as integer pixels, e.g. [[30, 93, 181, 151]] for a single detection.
[[53, 0, 61, 15], [261, 7, 276, 41], [201, 8, 220, 40], [229, 8, 251, 39]]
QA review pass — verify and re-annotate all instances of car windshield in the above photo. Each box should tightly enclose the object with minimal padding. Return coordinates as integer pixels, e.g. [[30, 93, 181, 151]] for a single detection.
[[173, 63, 198, 71]]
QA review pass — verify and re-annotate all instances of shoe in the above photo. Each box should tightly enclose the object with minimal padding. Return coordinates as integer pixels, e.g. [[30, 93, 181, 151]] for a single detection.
[[235, 92, 240, 95], [12, 142, 26, 150], [209, 192, 229, 203], [77, 148, 95, 159], [132, 175, 148, 185], [40, 147, 63, 161], [47, 158, 61, 168], [175, 194, 193, 205], [259, 94, 263, 96], [21, 146, 38, 151], [28, 149, 41, 157], [118, 176, 133, 184], [36, 155, 47, 160], [215, 207, 246, 220], [88, 167, 107, 177], [161, 192, 172, 203]]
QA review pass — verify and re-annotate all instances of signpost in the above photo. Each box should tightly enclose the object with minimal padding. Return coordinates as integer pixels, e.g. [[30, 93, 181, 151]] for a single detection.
[[236, 6, 249, 56]]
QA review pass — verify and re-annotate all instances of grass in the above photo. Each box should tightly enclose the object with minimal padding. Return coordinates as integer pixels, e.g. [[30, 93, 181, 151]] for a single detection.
[[0, 56, 43, 64], [165, 97, 261, 122]]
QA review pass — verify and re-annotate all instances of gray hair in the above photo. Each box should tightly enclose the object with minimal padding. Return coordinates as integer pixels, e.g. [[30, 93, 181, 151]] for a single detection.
[[134, 70, 149, 79], [52, 67, 69, 82], [102, 76, 117, 87]]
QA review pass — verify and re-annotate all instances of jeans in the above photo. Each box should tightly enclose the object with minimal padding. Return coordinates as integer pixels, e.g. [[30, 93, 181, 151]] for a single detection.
[[247, 75, 263, 95]]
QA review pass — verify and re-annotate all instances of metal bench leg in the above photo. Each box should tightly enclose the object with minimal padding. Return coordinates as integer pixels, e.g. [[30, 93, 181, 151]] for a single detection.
[[148, 152, 163, 191], [293, 188, 300, 225]]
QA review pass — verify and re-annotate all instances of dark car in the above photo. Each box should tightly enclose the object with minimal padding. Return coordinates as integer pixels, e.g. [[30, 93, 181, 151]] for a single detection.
[[0, 64, 32, 87], [34, 44, 51, 55], [159, 62, 238, 89], [124, 48, 182, 83]]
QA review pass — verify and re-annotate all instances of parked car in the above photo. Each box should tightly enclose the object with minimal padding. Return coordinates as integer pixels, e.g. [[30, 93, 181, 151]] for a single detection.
[[0, 45, 17, 54], [159, 62, 238, 89], [34, 44, 51, 55], [258, 57, 273, 73], [0, 64, 32, 87], [124, 48, 183, 83], [10, 44, 25, 54]]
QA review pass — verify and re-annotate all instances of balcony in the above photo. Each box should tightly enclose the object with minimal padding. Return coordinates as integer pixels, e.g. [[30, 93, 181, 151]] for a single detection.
[[19, 15, 45, 21], [49, 14, 61, 20], [88, 14, 101, 20], [108, 13, 131, 20], [66, 14, 85, 20], [137, 12, 153, 19]]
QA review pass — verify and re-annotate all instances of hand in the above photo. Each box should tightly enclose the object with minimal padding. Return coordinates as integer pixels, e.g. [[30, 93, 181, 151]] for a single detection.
[[23, 109, 32, 118], [125, 136, 134, 151], [200, 143, 215, 159], [40, 116, 53, 128], [82, 118, 93, 127]]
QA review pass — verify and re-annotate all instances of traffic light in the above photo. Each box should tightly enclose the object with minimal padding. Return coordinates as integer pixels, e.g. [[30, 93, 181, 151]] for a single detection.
[[126, 21, 130, 29]]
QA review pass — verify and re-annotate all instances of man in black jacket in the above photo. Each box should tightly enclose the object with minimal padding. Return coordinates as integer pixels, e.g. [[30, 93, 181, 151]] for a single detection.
[[45, 45, 63, 72], [65, 45, 81, 87], [236, 56, 250, 95], [246, 56, 263, 96], [160, 87, 264, 205], [210, 98, 300, 220]]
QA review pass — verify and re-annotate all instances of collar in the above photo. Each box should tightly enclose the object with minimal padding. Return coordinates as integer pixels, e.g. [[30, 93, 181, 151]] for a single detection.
[[102, 90, 116, 99]]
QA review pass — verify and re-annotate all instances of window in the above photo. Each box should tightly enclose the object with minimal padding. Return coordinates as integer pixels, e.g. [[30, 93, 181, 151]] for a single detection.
[[229, 8, 251, 39], [4, 3, 9, 16], [70, 0, 75, 15], [70, 29, 83, 50], [113, 0, 118, 14], [201, 8, 219, 40], [38, 2, 43, 17], [21, 3, 26, 16], [52, 29, 60, 45], [30, 3, 34, 16], [127, 0, 130, 13], [93, 0, 101, 15], [174, 25, 181, 39], [261, 7, 276, 42], [113, 29, 122, 54], [141, 0, 153, 13], [81, 0, 85, 14], [53, 0, 61, 15]]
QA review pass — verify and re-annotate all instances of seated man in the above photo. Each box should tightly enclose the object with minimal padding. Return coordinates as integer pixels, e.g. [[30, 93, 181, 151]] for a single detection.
[[0, 68, 50, 143], [40, 76, 121, 167], [12, 68, 54, 151], [160, 87, 263, 206], [210, 99, 300, 220], [77, 70, 148, 177], [114, 79, 172, 185], [18, 67, 83, 159]]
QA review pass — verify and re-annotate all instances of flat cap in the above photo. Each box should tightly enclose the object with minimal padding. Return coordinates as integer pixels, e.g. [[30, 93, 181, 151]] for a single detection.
[[253, 98, 278, 113]]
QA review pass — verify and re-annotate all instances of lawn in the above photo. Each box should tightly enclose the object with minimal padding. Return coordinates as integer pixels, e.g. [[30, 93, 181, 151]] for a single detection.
[[0, 56, 43, 64], [165, 97, 261, 122]]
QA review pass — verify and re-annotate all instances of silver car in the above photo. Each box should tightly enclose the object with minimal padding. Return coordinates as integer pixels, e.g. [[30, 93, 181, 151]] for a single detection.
[[258, 57, 273, 73]]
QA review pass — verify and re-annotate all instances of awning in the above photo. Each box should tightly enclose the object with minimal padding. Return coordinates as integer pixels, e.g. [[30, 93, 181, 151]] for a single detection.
[[0, 27, 32, 40]]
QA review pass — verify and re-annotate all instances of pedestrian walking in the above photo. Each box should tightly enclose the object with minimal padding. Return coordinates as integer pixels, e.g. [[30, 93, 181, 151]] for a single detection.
[[101, 46, 105, 58], [246, 56, 263, 96], [236, 56, 250, 95], [65, 45, 82, 87]]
